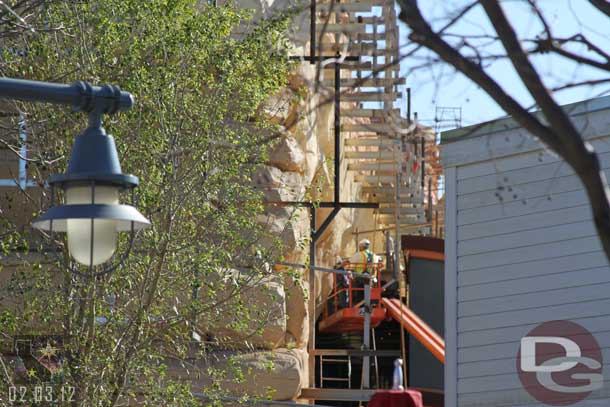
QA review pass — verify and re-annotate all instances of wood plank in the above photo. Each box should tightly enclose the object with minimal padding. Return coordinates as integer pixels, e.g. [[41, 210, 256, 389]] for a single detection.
[[458, 296, 610, 334], [459, 277, 610, 317], [457, 188, 589, 226], [457, 172, 584, 211], [375, 207, 425, 215], [456, 149, 610, 195], [344, 150, 396, 159], [322, 61, 373, 70], [358, 16, 385, 24], [342, 108, 401, 117], [342, 91, 401, 102], [347, 162, 396, 171], [458, 250, 608, 287], [321, 77, 405, 87], [342, 122, 405, 132], [376, 213, 428, 221], [458, 313, 610, 349], [459, 332, 610, 366], [300, 388, 376, 401], [458, 235, 602, 272], [459, 264, 610, 303], [364, 194, 423, 204], [457, 381, 610, 406], [344, 137, 400, 147], [444, 166, 459, 407], [316, 2, 378, 12], [378, 221, 430, 229], [458, 219, 595, 257], [311, 349, 400, 356], [357, 32, 386, 40], [354, 175, 396, 183], [457, 203, 591, 241], [441, 108, 610, 168], [361, 186, 421, 196], [456, 137, 610, 181], [315, 23, 367, 33]]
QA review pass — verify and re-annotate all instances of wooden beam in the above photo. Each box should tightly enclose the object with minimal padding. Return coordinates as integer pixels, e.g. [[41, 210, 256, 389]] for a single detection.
[[342, 122, 406, 132], [342, 108, 400, 117], [347, 162, 397, 171], [320, 77, 406, 87], [344, 137, 399, 147], [342, 92, 402, 102], [376, 207, 426, 215], [299, 388, 377, 401], [344, 150, 396, 159], [315, 23, 367, 33], [354, 175, 397, 183], [322, 62, 373, 70], [316, 2, 377, 12]]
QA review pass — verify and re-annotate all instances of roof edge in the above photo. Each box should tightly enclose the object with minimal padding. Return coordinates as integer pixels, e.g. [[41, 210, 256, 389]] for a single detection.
[[441, 94, 610, 144]]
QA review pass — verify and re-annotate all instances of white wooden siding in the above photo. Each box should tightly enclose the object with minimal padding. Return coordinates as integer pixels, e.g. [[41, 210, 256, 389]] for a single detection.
[[443, 97, 610, 407]]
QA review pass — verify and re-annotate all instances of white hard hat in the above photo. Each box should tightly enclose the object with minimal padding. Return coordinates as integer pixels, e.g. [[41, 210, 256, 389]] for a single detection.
[[359, 239, 371, 248]]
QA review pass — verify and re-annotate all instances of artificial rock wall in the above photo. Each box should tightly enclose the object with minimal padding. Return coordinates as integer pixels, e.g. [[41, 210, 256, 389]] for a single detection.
[[170, 1, 382, 400]]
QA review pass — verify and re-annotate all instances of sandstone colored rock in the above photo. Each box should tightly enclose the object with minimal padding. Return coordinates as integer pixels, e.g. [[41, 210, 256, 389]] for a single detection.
[[165, 348, 307, 401], [268, 136, 306, 173], [253, 165, 306, 202], [203, 270, 287, 350]]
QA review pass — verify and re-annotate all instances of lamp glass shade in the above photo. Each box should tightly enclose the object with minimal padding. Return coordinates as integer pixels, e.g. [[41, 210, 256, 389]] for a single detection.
[[65, 185, 119, 265]]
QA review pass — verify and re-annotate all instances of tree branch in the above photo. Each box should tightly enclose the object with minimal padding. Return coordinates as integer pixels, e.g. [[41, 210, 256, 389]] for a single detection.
[[480, 0, 610, 261], [397, 0, 610, 262], [589, 0, 610, 18], [397, 0, 565, 154]]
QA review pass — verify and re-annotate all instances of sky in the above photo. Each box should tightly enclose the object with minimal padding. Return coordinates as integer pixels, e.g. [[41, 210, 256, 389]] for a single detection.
[[395, 0, 610, 130]]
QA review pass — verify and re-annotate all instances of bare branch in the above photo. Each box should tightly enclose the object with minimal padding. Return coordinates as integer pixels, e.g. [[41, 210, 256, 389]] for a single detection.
[[589, 0, 610, 18], [398, 0, 610, 262]]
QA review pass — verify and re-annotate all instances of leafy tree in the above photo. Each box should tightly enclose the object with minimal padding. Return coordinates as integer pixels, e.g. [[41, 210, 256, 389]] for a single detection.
[[0, 0, 292, 405]]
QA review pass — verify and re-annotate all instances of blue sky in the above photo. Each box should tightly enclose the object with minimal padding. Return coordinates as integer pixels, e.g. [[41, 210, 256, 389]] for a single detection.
[[395, 0, 610, 129]]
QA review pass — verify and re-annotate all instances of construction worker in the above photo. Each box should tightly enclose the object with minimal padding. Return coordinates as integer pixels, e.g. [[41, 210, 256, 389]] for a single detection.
[[331, 256, 349, 312], [344, 238, 374, 274], [343, 239, 375, 304]]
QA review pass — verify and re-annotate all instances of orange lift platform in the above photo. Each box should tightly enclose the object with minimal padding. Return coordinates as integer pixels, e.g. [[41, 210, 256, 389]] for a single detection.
[[318, 261, 445, 364], [319, 262, 386, 333]]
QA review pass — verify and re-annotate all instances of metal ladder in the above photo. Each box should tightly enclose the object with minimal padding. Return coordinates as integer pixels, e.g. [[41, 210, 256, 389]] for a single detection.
[[320, 354, 352, 389]]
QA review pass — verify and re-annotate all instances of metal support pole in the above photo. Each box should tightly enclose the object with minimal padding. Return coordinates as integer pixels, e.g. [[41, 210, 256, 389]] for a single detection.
[[310, 0, 316, 64], [309, 208, 317, 388], [334, 57, 341, 204], [407, 88, 411, 122], [421, 138, 425, 191], [427, 177, 433, 223], [314, 207, 340, 241], [394, 145, 401, 283], [0, 78, 133, 114], [362, 280, 371, 389]]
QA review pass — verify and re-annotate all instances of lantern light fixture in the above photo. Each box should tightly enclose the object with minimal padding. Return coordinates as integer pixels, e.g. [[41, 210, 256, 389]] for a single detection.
[[0, 77, 150, 274]]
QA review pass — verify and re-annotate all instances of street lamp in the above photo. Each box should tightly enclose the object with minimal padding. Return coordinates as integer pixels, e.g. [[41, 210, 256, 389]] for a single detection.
[[0, 78, 150, 272]]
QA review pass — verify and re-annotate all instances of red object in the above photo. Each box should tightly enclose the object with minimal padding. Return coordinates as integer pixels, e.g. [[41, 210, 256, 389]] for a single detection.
[[369, 390, 423, 407], [319, 268, 385, 333], [412, 161, 420, 173], [381, 298, 445, 364], [319, 306, 386, 333]]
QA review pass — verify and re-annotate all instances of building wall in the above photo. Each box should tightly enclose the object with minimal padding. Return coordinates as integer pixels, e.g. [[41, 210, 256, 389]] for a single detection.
[[442, 96, 610, 407]]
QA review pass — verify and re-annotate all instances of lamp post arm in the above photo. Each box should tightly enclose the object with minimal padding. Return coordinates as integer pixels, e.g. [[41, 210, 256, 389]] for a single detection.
[[0, 78, 133, 114]]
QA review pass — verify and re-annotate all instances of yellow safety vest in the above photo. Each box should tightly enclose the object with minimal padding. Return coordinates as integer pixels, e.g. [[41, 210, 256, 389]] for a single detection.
[[353, 250, 373, 273]]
